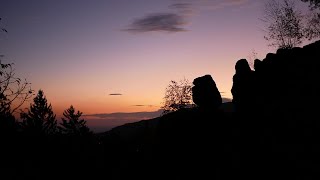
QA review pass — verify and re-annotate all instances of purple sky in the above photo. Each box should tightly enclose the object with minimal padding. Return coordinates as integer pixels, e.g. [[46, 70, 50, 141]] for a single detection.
[[0, 0, 312, 131]]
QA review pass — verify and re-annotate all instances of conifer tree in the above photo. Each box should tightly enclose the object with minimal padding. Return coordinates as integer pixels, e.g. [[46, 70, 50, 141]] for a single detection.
[[59, 105, 91, 136], [20, 90, 57, 135]]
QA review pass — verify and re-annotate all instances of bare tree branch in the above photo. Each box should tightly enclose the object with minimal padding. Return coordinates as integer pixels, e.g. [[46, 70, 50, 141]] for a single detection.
[[261, 0, 304, 49]]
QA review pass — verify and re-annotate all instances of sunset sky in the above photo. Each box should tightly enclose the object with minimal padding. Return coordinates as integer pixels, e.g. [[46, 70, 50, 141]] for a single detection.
[[0, 0, 311, 131]]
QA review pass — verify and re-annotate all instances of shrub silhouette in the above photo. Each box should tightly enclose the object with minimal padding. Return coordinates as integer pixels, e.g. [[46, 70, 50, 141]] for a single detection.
[[161, 78, 193, 115]]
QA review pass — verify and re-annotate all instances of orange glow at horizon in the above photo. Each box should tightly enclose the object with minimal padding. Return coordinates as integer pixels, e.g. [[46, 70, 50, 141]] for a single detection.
[[2, 0, 291, 130]]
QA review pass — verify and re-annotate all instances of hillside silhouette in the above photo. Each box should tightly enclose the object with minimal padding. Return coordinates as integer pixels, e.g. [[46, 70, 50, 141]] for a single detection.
[[1, 40, 320, 179], [100, 40, 320, 180]]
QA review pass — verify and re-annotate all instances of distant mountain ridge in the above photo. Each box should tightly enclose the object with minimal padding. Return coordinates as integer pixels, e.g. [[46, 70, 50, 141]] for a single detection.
[[99, 101, 234, 139], [84, 109, 163, 119]]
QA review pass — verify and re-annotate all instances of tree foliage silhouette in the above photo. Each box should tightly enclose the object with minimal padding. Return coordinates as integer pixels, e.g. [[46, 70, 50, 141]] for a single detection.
[[300, 0, 320, 40], [0, 61, 33, 133], [20, 90, 57, 135], [302, 0, 320, 9], [59, 105, 92, 136], [0, 19, 33, 117], [261, 0, 304, 49], [1, 18, 33, 133], [161, 78, 193, 115], [0, 61, 33, 114], [0, 18, 7, 33]]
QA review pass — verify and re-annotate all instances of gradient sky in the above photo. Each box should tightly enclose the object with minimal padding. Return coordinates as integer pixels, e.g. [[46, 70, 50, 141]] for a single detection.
[[0, 0, 311, 130]]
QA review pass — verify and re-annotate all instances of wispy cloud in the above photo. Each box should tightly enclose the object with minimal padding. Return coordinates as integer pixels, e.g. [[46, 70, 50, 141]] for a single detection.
[[132, 104, 157, 107], [170, 3, 192, 10], [171, 0, 250, 12], [124, 13, 188, 33], [201, 0, 250, 10], [169, 3, 194, 16], [109, 93, 123, 96], [125, 0, 251, 34]]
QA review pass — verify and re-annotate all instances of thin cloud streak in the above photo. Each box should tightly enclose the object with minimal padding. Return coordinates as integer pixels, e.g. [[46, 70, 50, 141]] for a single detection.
[[124, 13, 188, 33], [172, 0, 251, 12], [170, 3, 192, 9], [169, 3, 195, 16], [202, 0, 250, 10], [132, 104, 158, 107], [109, 93, 123, 96]]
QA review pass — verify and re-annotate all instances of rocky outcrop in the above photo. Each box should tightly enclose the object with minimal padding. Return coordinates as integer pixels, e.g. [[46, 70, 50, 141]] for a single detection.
[[265, 41, 319, 115], [231, 59, 256, 113], [99, 40, 320, 180], [192, 74, 222, 110]]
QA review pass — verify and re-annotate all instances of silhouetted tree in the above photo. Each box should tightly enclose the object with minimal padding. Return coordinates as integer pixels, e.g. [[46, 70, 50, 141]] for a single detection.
[[246, 49, 258, 69], [161, 78, 193, 115], [261, 0, 304, 49], [20, 90, 57, 135], [0, 18, 7, 33], [59, 105, 92, 136], [0, 61, 33, 133], [304, 11, 320, 40], [300, 0, 320, 40], [0, 20, 33, 126], [0, 105, 15, 134], [302, 0, 320, 9], [0, 61, 33, 114]]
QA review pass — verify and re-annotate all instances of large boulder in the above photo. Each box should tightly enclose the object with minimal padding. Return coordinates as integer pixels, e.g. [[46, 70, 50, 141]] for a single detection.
[[192, 74, 222, 109]]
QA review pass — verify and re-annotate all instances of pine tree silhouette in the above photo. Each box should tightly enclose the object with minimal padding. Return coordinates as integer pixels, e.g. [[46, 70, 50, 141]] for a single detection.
[[59, 105, 92, 136], [20, 90, 57, 135]]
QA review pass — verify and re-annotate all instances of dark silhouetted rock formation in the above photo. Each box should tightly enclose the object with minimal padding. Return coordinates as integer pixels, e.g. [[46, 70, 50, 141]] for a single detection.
[[192, 74, 222, 110], [100, 40, 320, 180], [229, 40, 320, 179], [249, 40, 320, 118], [231, 59, 257, 114]]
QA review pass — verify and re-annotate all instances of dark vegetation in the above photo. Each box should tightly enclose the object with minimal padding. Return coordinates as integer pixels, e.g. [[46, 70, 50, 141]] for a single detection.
[[1, 1, 320, 178], [1, 40, 320, 179], [160, 77, 194, 115], [261, 0, 320, 49]]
